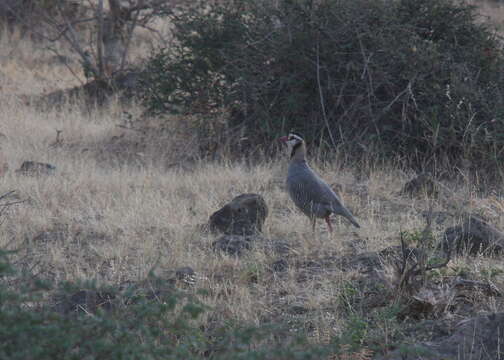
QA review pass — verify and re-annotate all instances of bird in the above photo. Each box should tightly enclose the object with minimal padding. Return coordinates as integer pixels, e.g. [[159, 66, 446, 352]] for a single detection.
[[278, 132, 360, 232]]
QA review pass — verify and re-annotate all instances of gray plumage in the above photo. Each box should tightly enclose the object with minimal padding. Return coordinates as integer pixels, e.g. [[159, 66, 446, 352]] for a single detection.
[[280, 133, 360, 231]]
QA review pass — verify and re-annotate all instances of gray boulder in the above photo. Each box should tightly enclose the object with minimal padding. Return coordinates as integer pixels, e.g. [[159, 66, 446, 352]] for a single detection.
[[209, 193, 268, 235], [378, 313, 504, 360], [401, 173, 439, 198], [442, 214, 504, 255]]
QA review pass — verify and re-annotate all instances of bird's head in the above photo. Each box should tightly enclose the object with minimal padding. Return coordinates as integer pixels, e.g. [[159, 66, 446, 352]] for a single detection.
[[278, 132, 305, 159]]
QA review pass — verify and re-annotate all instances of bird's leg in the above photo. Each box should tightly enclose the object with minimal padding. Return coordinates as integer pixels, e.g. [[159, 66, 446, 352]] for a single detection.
[[312, 218, 317, 232], [325, 215, 333, 233]]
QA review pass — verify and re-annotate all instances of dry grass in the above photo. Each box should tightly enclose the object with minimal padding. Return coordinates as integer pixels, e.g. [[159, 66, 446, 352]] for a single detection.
[[468, 0, 504, 33], [1, 6, 504, 354]]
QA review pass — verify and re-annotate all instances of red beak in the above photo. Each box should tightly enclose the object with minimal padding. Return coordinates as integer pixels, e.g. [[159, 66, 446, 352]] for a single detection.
[[277, 136, 288, 143]]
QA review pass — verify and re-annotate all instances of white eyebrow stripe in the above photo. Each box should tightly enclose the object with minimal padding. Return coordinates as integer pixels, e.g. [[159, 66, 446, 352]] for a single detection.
[[289, 134, 303, 141]]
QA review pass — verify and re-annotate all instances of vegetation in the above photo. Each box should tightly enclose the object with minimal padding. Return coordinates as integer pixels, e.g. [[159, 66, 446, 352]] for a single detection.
[[143, 0, 504, 178], [0, 249, 338, 359]]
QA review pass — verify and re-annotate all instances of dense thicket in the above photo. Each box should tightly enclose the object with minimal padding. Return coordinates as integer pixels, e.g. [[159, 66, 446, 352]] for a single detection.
[[142, 0, 504, 176]]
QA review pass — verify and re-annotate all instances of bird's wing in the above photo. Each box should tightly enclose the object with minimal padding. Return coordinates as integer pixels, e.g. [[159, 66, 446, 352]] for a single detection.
[[300, 169, 360, 227], [292, 168, 342, 207]]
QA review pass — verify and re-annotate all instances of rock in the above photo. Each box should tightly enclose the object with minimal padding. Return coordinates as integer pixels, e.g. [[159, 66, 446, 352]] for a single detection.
[[438, 312, 504, 359], [175, 266, 196, 285], [378, 313, 504, 360], [212, 235, 256, 256], [287, 303, 309, 315], [420, 210, 452, 225], [270, 259, 289, 272], [16, 161, 56, 176], [209, 193, 268, 235], [442, 214, 504, 255], [401, 173, 439, 197], [165, 266, 197, 286]]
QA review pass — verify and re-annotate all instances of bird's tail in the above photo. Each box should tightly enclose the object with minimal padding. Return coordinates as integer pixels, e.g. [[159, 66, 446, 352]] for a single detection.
[[335, 205, 361, 228]]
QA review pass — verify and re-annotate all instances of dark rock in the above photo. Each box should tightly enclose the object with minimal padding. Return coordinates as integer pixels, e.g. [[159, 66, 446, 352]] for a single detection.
[[16, 161, 56, 176], [175, 266, 196, 285], [175, 266, 195, 279], [420, 210, 452, 225], [378, 313, 504, 360], [288, 303, 309, 315], [271, 259, 289, 272], [212, 235, 256, 256], [438, 312, 504, 359], [401, 173, 439, 197], [209, 193, 268, 235], [442, 214, 504, 255]]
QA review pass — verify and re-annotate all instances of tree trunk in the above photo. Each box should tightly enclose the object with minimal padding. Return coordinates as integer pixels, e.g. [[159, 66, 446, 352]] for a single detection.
[[102, 0, 129, 76]]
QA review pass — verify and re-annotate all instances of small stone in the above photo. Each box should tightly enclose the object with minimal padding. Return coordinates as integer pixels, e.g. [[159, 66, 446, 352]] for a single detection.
[[175, 266, 196, 285], [16, 161, 56, 176], [271, 259, 289, 272], [401, 173, 439, 198]]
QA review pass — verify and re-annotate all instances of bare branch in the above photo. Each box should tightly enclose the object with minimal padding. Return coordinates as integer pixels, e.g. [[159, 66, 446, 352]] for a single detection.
[[0, 191, 16, 202], [315, 32, 337, 150], [120, 0, 144, 71], [96, 0, 105, 78]]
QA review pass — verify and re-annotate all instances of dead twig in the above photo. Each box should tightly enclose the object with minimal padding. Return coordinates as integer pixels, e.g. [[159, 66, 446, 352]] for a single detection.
[[0, 191, 17, 202], [315, 32, 337, 150], [396, 205, 451, 293]]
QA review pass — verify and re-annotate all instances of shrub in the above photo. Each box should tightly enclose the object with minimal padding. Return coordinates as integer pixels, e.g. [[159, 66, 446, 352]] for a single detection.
[[142, 0, 504, 178]]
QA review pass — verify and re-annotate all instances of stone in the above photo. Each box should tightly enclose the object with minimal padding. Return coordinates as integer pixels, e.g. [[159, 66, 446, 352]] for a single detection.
[[420, 210, 452, 225], [401, 173, 439, 198], [209, 193, 268, 235], [377, 313, 504, 360], [175, 266, 196, 285], [16, 161, 56, 176], [442, 214, 504, 255], [270, 259, 289, 272]]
